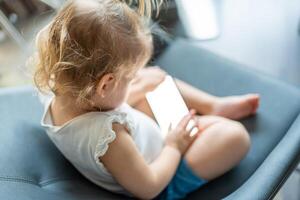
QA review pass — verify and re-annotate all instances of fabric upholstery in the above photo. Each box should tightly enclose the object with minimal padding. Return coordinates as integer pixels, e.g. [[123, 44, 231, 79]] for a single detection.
[[1, 39, 300, 199]]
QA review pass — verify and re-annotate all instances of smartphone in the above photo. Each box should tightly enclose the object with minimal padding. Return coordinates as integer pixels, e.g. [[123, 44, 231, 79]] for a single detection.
[[146, 75, 198, 139]]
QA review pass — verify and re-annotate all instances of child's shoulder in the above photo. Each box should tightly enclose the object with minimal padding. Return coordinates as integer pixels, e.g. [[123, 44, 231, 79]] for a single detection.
[[41, 96, 134, 138]]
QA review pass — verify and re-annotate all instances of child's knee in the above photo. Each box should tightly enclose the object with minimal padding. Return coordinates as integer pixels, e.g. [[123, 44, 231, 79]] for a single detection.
[[223, 120, 251, 157]]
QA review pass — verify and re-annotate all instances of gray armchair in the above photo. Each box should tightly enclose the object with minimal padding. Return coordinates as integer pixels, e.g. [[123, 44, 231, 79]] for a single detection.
[[1, 39, 300, 200]]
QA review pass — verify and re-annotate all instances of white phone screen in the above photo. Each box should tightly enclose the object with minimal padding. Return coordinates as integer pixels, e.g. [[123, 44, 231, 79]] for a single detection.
[[146, 75, 198, 139]]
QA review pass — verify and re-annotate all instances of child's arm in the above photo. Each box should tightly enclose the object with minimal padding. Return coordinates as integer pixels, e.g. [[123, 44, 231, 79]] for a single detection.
[[100, 112, 198, 199], [102, 125, 180, 199]]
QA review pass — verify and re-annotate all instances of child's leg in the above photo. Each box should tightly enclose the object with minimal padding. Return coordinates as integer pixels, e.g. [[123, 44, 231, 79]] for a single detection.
[[174, 79, 217, 115], [133, 79, 260, 120], [184, 115, 250, 180], [174, 79, 260, 120]]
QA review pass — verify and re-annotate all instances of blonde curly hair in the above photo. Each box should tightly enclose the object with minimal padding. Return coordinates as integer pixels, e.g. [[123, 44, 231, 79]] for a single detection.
[[34, 0, 162, 107]]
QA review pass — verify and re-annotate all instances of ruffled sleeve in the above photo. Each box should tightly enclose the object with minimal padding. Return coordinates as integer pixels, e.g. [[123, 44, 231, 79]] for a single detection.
[[93, 111, 135, 167]]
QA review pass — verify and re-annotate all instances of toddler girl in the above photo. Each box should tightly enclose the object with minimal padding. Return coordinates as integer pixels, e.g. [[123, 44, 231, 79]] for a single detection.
[[34, 0, 259, 199]]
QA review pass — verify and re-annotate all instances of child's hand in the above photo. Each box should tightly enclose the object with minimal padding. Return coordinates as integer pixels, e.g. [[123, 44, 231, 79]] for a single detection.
[[165, 110, 199, 155], [127, 66, 166, 106], [134, 66, 166, 92]]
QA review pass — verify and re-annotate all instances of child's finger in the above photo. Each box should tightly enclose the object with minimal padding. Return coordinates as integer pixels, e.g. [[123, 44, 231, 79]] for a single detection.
[[185, 124, 197, 137], [189, 127, 201, 139], [189, 130, 200, 140], [177, 110, 196, 130]]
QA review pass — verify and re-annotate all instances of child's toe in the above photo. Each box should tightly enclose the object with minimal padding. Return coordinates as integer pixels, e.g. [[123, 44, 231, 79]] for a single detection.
[[249, 97, 259, 114]]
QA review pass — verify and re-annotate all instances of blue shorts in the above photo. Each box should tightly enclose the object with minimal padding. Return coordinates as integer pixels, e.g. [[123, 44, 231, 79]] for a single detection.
[[155, 159, 207, 200]]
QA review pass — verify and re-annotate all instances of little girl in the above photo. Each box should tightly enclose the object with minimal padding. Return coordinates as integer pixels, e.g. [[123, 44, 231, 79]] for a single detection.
[[34, 0, 260, 199]]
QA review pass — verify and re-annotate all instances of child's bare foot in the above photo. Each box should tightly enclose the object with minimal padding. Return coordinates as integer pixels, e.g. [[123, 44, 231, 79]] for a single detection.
[[211, 94, 260, 120]]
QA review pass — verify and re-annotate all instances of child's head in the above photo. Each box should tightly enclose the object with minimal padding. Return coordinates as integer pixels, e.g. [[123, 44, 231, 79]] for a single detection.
[[34, 0, 161, 110]]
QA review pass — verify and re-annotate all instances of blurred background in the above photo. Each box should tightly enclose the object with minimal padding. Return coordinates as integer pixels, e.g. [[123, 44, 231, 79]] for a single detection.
[[0, 0, 55, 87], [0, 0, 299, 199]]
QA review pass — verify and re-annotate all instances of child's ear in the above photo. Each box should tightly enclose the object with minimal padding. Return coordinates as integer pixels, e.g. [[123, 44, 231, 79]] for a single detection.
[[96, 73, 115, 98]]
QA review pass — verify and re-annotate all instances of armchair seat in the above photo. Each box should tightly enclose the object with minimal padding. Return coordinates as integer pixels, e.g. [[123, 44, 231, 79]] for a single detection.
[[1, 39, 300, 200]]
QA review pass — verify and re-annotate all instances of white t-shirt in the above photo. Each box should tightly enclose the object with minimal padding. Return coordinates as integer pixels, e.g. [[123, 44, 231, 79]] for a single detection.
[[39, 92, 164, 196]]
